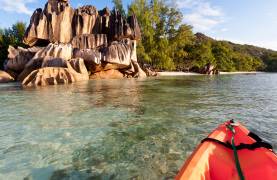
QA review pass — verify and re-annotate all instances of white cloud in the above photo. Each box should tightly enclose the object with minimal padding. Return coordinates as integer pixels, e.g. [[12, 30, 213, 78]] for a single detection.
[[176, 0, 225, 32], [176, 0, 200, 9], [220, 28, 228, 32], [184, 14, 220, 31], [213, 37, 277, 51], [0, 0, 35, 15]]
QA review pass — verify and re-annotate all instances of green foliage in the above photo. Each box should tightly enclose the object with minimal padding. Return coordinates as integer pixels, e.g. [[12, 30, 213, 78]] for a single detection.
[[212, 42, 235, 72], [170, 24, 194, 70], [128, 0, 194, 70], [186, 40, 215, 71], [112, 0, 126, 16], [263, 52, 277, 72], [125, 0, 276, 72], [0, 22, 26, 69]]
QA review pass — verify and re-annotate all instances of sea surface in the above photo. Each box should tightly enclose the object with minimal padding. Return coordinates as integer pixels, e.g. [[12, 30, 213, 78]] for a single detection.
[[0, 74, 277, 180]]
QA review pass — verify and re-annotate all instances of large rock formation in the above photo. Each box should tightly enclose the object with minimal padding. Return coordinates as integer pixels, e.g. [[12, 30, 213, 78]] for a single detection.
[[5, 0, 146, 87]]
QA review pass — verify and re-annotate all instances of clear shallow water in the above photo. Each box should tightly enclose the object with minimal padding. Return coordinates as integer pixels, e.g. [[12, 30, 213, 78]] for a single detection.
[[0, 74, 277, 180]]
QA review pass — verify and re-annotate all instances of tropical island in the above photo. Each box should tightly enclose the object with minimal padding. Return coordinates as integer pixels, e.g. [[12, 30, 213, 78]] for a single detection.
[[0, 0, 277, 86], [1, 1, 277, 179]]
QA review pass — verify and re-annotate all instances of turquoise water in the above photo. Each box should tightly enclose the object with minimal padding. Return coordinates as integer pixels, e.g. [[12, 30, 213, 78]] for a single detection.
[[0, 74, 277, 180]]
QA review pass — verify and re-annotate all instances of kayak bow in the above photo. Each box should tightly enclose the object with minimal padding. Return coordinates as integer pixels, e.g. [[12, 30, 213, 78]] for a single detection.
[[176, 120, 277, 180]]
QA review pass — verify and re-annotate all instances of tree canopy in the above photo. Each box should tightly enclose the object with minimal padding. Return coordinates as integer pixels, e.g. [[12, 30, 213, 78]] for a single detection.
[[0, 22, 26, 69]]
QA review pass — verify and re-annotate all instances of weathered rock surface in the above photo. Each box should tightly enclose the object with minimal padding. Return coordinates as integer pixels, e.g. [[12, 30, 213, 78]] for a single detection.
[[31, 43, 72, 60], [90, 69, 124, 79], [73, 49, 102, 72], [93, 8, 110, 34], [73, 6, 98, 36], [130, 60, 147, 78], [24, 0, 75, 46], [200, 63, 219, 75], [109, 10, 131, 41], [16, 43, 71, 81], [22, 58, 88, 87], [6, 46, 41, 71], [71, 34, 107, 49], [41, 57, 67, 68], [24, 1, 141, 46], [18, 57, 68, 82], [102, 40, 132, 68], [0, 70, 14, 83], [128, 14, 141, 40], [142, 65, 158, 77], [68, 58, 89, 75], [17, 43, 73, 82]]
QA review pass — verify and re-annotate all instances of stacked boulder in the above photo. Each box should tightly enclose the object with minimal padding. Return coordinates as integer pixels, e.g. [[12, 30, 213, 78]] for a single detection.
[[2, 0, 146, 87]]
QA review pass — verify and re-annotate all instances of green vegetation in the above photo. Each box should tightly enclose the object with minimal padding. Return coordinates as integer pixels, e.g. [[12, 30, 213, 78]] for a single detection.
[[112, 0, 126, 17], [125, 0, 277, 72], [128, 0, 194, 70], [0, 22, 26, 69]]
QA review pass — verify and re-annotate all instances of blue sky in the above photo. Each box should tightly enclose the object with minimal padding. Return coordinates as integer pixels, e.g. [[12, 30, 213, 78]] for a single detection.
[[0, 0, 277, 50]]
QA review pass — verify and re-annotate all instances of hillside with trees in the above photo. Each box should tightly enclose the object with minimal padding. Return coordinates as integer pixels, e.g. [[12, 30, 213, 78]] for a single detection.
[[127, 0, 277, 72]]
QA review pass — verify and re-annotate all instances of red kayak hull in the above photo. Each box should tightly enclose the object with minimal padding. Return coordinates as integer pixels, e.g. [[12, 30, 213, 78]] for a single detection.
[[176, 121, 277, 180]]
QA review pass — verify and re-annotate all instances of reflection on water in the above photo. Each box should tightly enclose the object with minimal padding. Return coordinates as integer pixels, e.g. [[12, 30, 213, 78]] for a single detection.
[[0, 74, 277, 179]]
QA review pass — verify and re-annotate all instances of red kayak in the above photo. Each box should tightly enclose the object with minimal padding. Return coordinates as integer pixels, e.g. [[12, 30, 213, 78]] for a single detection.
[[176, 120, 277, 180]]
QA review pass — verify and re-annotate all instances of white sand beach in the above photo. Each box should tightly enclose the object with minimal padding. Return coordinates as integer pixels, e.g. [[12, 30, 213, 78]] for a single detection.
[[219, 71, 264, 75], [157, 72, 201, 76], [157, 71, 265, 76]]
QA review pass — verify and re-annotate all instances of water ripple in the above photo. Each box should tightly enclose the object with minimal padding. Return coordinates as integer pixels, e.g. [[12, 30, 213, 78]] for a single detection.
[[0, 75, 277, 179]]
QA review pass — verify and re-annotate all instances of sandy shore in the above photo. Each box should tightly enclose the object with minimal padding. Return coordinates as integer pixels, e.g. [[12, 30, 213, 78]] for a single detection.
[[157, 71, 264, 76], [219, 71, 264, 75], [157, 72, 201, 76]]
